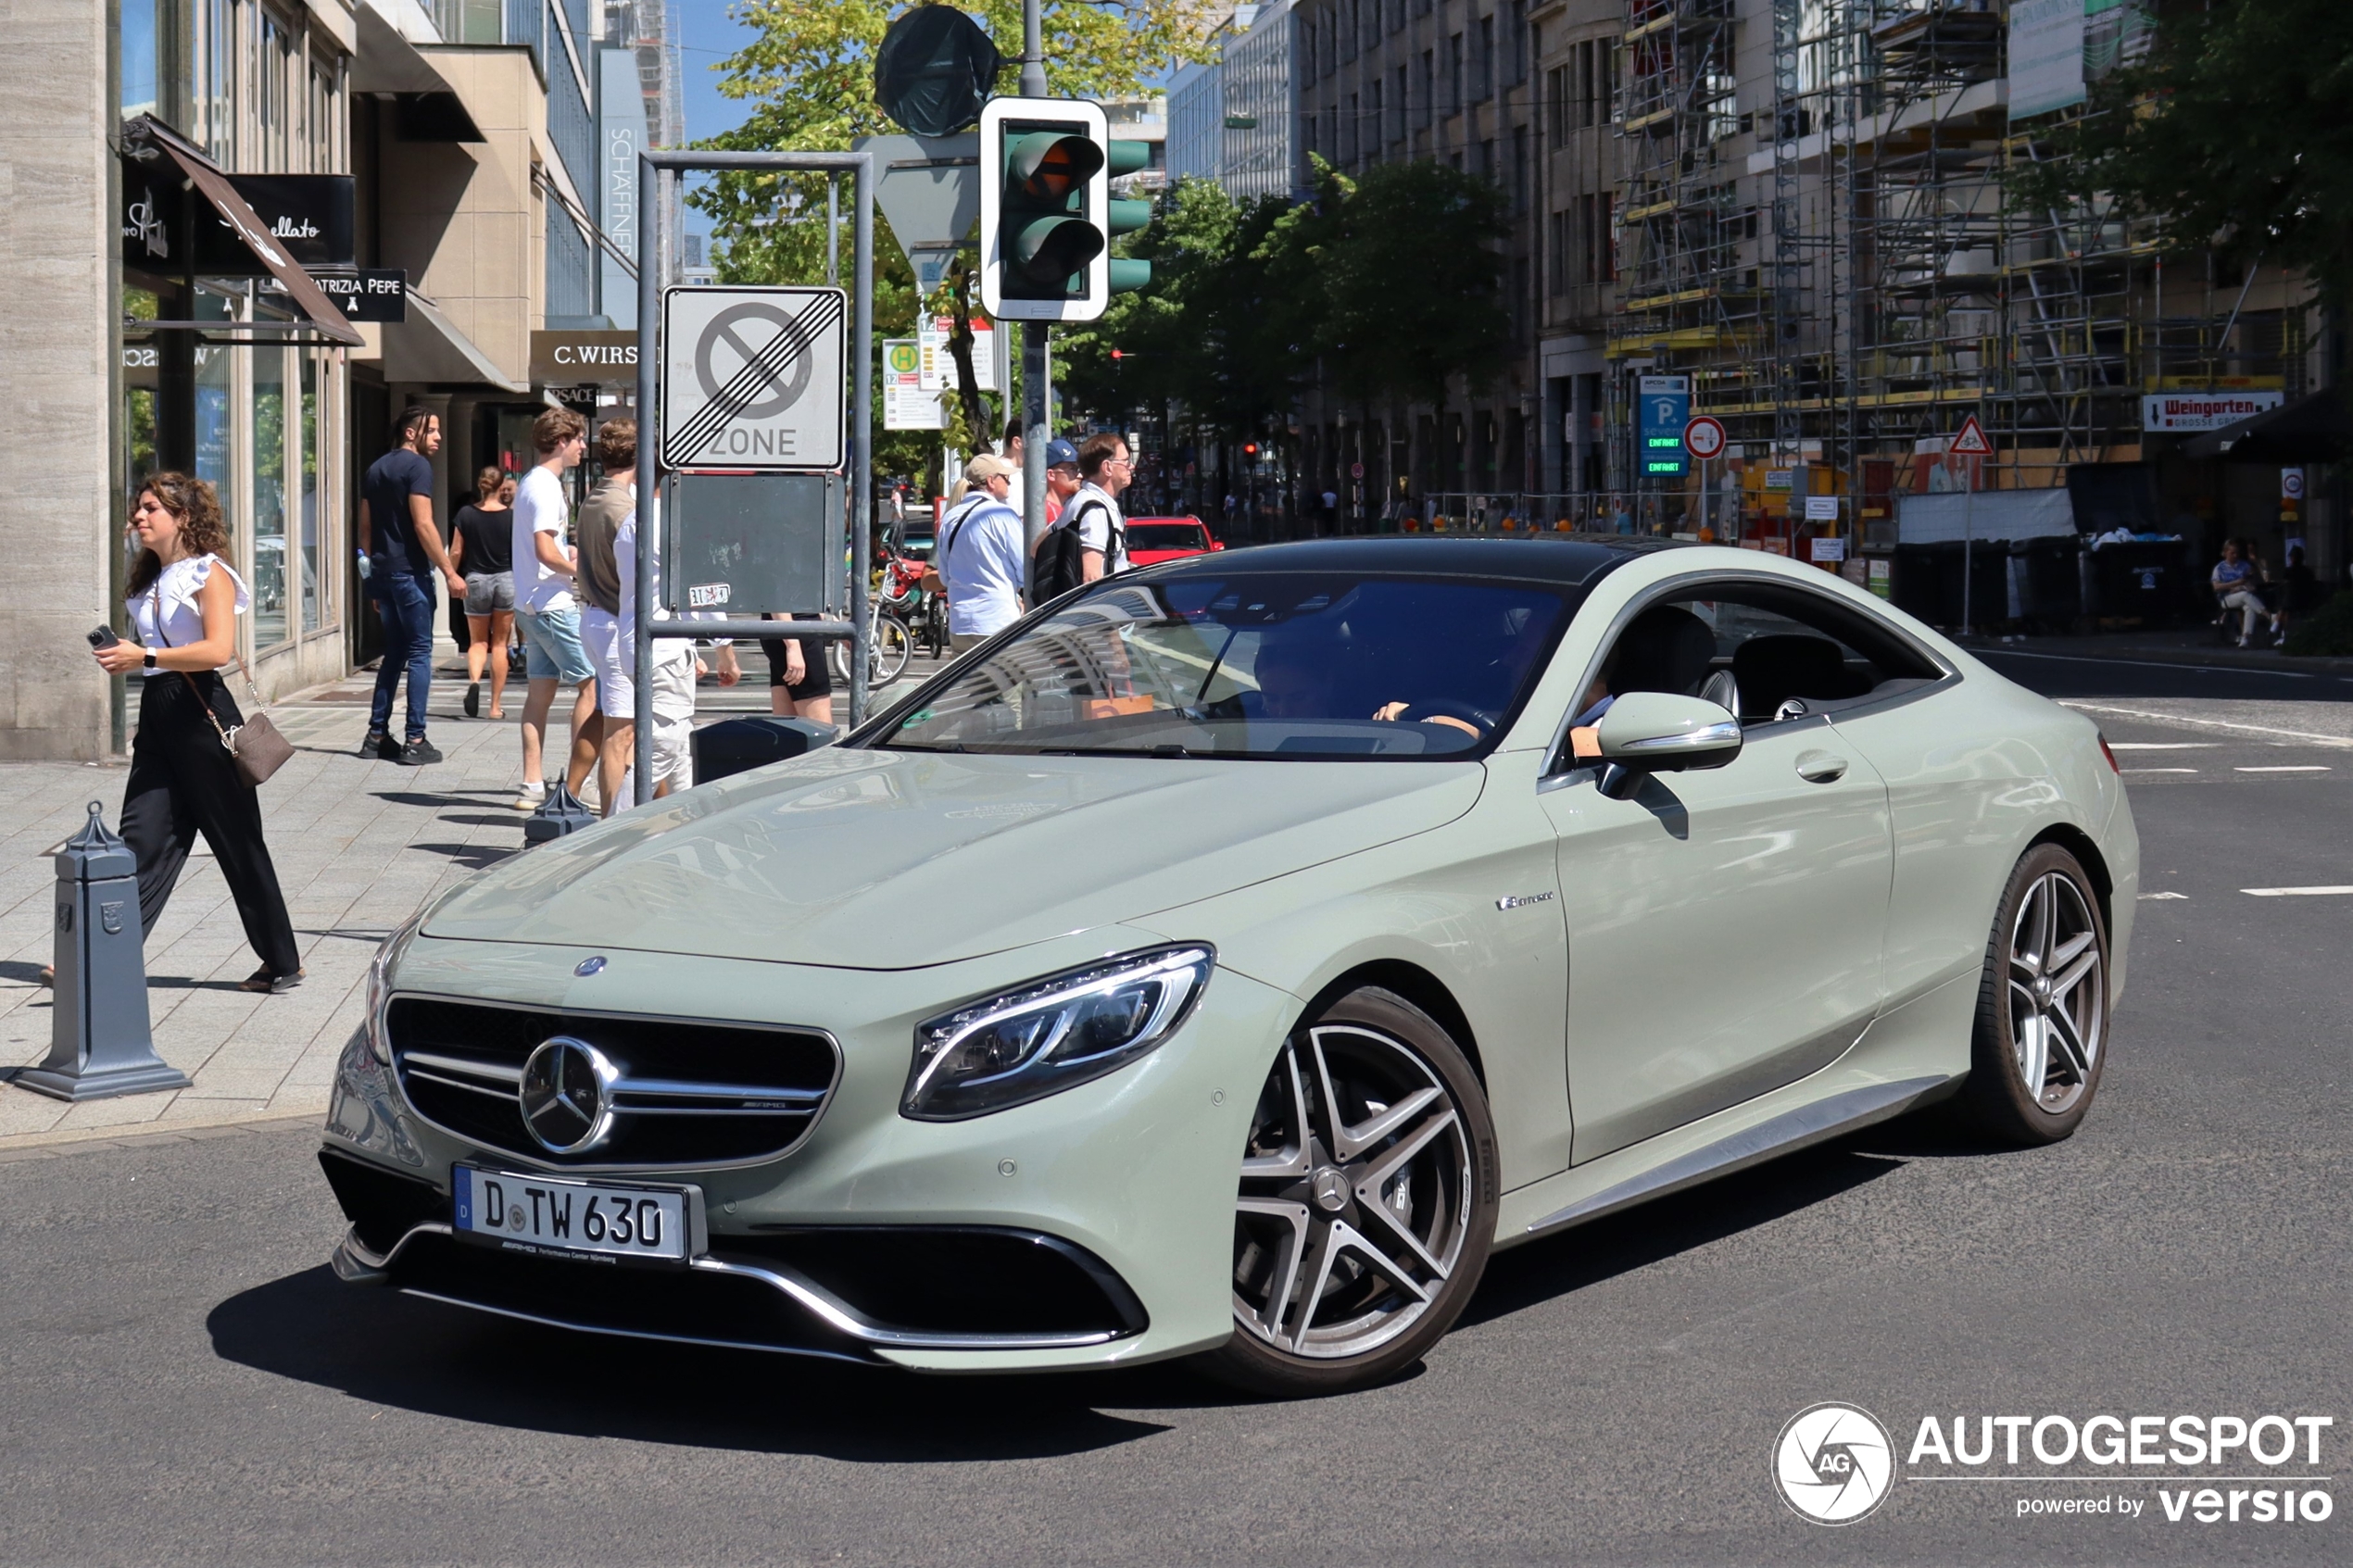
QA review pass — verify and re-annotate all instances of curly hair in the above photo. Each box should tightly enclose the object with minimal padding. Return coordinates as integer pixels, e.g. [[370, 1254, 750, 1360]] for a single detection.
[[127, 471, 232, 596]]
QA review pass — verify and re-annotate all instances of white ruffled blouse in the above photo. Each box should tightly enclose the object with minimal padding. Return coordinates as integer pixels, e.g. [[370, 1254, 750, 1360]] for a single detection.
[[128, 553, 249, 674]]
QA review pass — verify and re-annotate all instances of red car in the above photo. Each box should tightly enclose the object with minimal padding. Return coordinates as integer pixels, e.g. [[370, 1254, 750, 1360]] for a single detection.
[[1124, 516, 1223, 567]]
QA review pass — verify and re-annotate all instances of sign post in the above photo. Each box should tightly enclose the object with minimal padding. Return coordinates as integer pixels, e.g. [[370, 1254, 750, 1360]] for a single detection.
[[635, 149, 875, 806], [1684, 417, 1727, 539], [1951, 412, 1993, 634]]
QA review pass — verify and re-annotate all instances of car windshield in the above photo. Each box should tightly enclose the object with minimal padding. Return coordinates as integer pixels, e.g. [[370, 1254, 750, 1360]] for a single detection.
[[1129, 522, 1208, 551], [871, 571, 1571, 759]]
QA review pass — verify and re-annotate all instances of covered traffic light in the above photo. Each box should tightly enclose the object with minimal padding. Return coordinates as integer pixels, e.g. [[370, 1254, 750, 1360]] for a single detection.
[[980, 96, 1152, 322]]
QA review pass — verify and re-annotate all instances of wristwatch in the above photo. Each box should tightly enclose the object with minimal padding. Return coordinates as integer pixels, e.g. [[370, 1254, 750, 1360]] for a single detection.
[[143, 650, 157, 669]]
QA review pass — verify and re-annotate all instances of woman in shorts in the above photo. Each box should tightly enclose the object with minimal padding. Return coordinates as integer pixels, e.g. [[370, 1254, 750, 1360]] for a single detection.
[[761, 614, 834, 725], [448, 465, 516, 717]]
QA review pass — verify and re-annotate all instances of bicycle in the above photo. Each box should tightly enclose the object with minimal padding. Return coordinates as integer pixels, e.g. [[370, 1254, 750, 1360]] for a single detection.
[[828, 596, 913, 690]]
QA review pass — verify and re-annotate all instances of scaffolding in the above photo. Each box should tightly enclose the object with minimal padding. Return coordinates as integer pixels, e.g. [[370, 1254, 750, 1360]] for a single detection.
[[1604, 0, 2303, 544]]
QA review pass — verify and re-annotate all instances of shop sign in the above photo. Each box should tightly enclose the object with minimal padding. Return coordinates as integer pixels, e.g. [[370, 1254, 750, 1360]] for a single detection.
[[195, 175, 355, 272], [2141, 391, 2284, 433], [312, 270, 407, 323], [120, 158, 188, 268], [531, 330, 640, 384]]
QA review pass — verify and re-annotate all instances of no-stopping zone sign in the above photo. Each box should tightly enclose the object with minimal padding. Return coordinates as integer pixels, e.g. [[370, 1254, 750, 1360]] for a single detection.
[[660, 285, 846, 471]]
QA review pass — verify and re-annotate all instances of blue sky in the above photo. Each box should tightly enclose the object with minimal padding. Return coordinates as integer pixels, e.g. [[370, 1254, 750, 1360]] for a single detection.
[[678, 3, 759, 146]]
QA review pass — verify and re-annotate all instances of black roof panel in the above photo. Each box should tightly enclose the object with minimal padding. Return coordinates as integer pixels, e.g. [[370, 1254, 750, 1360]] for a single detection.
[[1128, 533, 1680, 588]]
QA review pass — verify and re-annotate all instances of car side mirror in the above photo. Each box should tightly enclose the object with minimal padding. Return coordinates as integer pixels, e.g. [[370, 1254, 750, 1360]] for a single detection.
[[1592, 693, 1743, 799]]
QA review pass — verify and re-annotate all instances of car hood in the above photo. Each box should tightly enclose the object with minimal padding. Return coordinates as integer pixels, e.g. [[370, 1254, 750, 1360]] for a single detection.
[[422, 748, 1486, 969]]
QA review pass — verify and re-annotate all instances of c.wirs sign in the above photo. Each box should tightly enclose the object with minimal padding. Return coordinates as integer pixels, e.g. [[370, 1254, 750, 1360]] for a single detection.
[[659, 285, 847, 472]]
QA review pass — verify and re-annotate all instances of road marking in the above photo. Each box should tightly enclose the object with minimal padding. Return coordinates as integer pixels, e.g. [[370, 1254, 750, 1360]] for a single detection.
[[2234, 765, 2332, 773], [2242, 885, 2353, 897], [2121, 767, 2197, 774], [2106, 742, 2214, 750], [2058, 702, 2353, 748], [1983, 649, 2315, 679], [2139, 892, 2188, 900]]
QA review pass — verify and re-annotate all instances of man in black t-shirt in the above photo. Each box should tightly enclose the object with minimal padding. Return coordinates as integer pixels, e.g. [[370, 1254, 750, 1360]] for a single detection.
[[359, 406, 463, 764]]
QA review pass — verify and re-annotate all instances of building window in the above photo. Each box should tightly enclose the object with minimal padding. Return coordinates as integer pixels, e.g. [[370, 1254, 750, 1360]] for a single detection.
[[1477, 17, 1493, 102], [1549, 208, 1567, 295], [1450, 32, 1465, 117], [1510, 3, 1529, 87], [1391, 65, 1406, 144], [1511, 124, 1526, 213], [1579, 39, 1595, 129], [1546, 65, 1566, 147], [250, 336, 290, 648], [1419, 51, 1435, 130]]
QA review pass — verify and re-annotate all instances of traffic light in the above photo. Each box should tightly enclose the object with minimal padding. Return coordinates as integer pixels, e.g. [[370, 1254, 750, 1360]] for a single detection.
[[980, 96, 1152, 322]]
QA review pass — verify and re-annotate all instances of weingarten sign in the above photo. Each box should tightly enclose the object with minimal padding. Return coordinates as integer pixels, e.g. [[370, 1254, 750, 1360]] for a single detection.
[[2142, 392, 2285, 433]]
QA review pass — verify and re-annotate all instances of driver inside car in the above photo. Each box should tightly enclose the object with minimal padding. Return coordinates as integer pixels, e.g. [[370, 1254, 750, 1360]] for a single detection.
[[1251, 633, 1488, 737], [1566, 604, 1721, 760]]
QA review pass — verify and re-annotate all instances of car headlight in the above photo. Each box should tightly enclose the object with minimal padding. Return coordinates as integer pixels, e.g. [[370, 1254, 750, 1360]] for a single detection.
[[902, 945, 1215, 1121], [364, 915, 424, 1065]]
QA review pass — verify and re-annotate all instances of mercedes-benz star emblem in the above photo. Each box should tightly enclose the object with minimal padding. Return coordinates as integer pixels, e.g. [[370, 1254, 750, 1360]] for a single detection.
[[1311, 1167, 1350, 1213], [518, 1036, 619, 1154]]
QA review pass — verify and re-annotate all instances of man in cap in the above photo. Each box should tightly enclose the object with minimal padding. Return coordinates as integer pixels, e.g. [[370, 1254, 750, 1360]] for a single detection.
[[937, 452, 1027, 653], [1044, 436, 1082, 528]]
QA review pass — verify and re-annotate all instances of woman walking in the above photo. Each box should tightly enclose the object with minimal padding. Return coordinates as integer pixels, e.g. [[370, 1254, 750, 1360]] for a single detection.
[[90, 473, 303, 994], [449, 464, 516, 718]]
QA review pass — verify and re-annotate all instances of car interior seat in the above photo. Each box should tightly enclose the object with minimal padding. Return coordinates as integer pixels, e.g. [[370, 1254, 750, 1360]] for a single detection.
[[1610, 605, 1720, 699], [1730, 633, 1868, 721]]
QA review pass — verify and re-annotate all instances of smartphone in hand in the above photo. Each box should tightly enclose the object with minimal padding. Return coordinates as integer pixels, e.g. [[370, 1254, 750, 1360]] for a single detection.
[[88, 625, 120, 649]]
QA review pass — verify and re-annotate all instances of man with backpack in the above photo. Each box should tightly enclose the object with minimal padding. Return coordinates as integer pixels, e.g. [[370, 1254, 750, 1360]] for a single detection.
[[937, 453, 1026, 653], [1033, 432, 1132, 600]]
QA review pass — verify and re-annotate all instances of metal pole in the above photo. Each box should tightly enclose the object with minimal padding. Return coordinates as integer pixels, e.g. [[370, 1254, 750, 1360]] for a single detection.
[[1961, 455, 1976, 637], [1020, 0, 1050, 580], [825, 175, 839, 289], [633, 157, 661, 804], [849, 151, 875, 728]]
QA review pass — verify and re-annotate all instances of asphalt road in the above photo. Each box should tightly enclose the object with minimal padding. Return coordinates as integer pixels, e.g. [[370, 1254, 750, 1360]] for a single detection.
[[2, 655, 2346, 1567]]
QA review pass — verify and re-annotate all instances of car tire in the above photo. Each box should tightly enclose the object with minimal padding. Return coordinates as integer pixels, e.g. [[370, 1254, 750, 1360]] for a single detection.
[[1202, 986, 1500, 1397], [1957, 843, 2111, 1147]]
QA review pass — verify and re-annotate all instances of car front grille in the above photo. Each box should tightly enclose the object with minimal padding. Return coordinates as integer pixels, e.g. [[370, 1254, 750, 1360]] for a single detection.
[[385, 995, 841, 1169]]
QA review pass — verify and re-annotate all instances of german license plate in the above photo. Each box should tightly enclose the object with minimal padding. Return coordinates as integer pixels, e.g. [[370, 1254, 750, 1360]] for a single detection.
[[452, 1165, 694, 1265]]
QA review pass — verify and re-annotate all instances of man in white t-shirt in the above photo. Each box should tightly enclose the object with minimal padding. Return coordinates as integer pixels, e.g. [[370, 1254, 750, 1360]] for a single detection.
[[937, 452, 1026, 653], [1068, 431, 1132, 580], [509, 407, 602, 811]]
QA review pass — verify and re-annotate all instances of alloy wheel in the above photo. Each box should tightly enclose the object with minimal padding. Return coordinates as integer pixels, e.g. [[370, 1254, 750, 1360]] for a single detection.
[[2007, 870, 2105, 1114], [1231, 1023, 1474, 1361]]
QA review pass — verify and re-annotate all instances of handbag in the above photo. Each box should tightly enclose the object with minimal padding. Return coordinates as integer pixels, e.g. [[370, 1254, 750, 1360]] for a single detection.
[[151, 577, 295, 787]]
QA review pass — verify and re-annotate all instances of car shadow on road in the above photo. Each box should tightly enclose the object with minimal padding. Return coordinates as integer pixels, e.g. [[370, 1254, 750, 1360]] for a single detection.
[[206, 1265, 1178, 1460], [1458, 1141, 1906, 1330]]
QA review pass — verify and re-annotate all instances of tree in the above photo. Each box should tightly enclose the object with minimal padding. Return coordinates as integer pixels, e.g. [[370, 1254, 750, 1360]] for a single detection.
[[1311, 156, 1511, 409], [690, 3, 1211, 472], [2011, 0, 2353, 307]]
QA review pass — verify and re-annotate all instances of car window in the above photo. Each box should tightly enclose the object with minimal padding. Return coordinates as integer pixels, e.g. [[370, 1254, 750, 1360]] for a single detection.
[[1129, 522, 1208, 552], [1558, 577, 1944, 763], [870, 571, 1577, 760]]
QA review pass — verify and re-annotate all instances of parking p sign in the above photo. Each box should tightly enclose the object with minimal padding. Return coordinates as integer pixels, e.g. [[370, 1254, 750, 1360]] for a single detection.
[[1638, 375, 1691, 477]]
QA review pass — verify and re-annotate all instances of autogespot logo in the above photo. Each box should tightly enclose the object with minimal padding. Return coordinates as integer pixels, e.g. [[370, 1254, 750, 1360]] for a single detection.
[[1775, 1402, 1897, 1524]]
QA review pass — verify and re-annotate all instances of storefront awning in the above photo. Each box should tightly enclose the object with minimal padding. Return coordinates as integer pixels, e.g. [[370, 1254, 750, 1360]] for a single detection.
[[351, 5, 484, 142], [2182, 388, 2350, 464], [121, 115, 363, 346], [384, 290, 528, 394]]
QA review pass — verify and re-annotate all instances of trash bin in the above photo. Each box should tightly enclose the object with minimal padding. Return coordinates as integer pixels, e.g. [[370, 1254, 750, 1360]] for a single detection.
[[2009, 536, 2083, 625], [2082, 539, 2193, 621], [691, 716, 837, 784]]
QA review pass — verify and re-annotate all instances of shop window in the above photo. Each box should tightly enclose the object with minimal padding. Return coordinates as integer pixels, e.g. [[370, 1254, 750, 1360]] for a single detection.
[[252, 338, 290, 647], [194, 283, 238, 529], [300, 351, 321, 633]]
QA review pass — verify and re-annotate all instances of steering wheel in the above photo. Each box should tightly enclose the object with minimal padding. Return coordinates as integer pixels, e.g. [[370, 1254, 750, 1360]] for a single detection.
[[1395, 700, 1499, 735]]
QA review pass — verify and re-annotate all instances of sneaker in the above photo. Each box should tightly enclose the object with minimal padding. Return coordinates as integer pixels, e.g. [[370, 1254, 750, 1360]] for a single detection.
[[360, 730, 400, 760], [238, 966, 305, 995], [464, 682, 481, 718], [514, 780, 548, 810], [396, 737, 444, 766]]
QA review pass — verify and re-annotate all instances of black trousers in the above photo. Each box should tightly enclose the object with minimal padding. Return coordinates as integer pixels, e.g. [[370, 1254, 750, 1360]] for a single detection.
[[120, 673, 301, 977]]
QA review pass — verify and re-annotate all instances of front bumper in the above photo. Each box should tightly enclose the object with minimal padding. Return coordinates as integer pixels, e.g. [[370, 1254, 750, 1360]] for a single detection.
[[321, 928, 1295, 1372]]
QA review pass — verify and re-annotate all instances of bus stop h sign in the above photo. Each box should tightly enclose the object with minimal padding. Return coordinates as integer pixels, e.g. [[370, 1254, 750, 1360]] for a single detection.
[[660, 285, 846, 471]]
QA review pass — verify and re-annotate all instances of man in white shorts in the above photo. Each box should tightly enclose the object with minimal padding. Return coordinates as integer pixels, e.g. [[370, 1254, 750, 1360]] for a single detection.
[[510, 408, 602, 809]]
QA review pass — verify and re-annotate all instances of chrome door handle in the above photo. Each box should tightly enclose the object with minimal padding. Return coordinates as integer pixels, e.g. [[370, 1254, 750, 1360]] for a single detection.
[[1794, 750, 1849, 784]]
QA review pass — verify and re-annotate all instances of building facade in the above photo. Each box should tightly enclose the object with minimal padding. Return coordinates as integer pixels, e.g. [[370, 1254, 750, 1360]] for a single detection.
[[0, 0, 654, 759]]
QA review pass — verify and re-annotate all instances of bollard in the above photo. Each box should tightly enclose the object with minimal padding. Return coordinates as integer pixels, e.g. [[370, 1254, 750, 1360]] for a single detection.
[[523, 781, 597, 845], [18, 803, 191, 1101]]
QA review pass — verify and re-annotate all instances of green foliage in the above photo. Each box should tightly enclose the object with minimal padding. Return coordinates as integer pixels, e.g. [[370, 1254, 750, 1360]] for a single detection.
[[690, 3, 1209, 479], [1059, 157, 1513, 428], [2283, 591, 2353, 657], [2009, 0, 2353, 305]]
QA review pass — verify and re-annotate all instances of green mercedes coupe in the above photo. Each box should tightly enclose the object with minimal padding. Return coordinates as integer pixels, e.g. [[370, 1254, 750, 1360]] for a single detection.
[[320, 537, 2135, 1395]]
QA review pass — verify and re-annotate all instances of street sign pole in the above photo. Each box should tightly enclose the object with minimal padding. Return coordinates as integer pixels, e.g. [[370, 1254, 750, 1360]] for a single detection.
[[1020, 0, 1050, 574], [1950, 412, 1992, 638], [634, 147, 875, 806]]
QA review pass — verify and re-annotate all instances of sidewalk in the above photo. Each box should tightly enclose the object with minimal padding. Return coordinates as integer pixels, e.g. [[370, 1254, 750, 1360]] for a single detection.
[[0, 647, 940, 1153], [1954, 624, 2353, 677]]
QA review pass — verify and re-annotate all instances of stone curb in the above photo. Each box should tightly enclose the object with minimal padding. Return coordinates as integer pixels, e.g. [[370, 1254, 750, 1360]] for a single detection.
[[0, 1104, 321, 1161]]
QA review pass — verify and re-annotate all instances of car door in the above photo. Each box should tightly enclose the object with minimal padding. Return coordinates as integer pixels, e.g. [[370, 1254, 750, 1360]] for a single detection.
[[1539, 585, 1896, 1164]]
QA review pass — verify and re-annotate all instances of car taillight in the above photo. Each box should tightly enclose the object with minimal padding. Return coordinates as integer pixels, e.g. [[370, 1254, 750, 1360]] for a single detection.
[[2098, 736, 2119, 774]]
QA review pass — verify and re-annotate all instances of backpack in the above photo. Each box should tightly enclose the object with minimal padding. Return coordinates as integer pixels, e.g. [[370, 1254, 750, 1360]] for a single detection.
[[1034, 495, 1120, 602]]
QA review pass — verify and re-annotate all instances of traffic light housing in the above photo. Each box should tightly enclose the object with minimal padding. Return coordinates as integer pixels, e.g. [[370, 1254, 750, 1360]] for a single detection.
[[980, 96, 1153, 321]]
